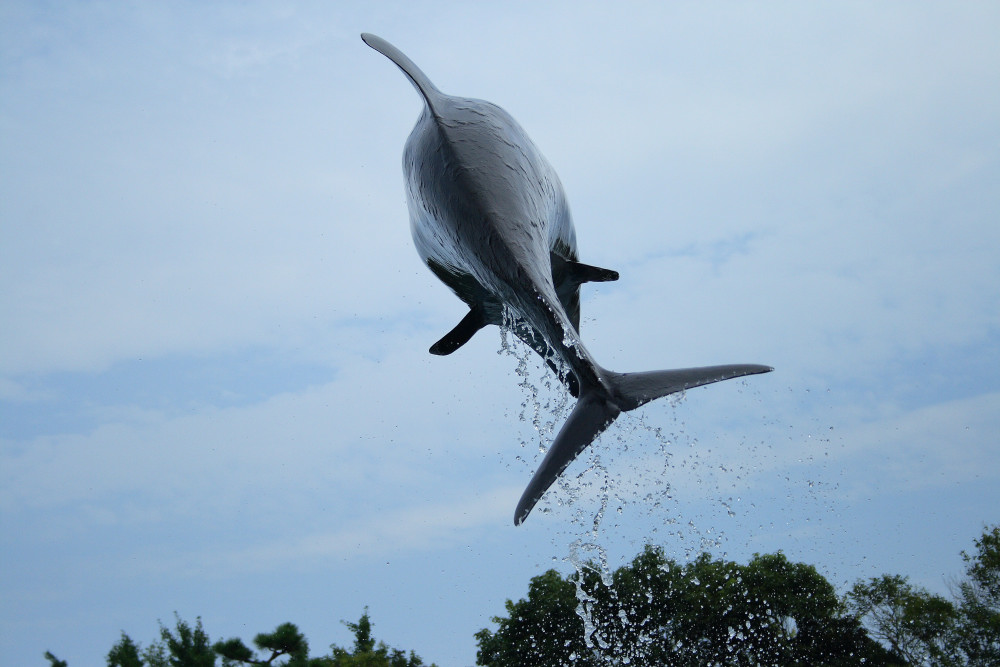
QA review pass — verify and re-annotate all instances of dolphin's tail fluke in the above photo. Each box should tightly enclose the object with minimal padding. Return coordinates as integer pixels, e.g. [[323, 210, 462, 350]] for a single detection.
[[513, 363, 772, 525], [514, 390, 621, 525], [605, 364, 774, 412]]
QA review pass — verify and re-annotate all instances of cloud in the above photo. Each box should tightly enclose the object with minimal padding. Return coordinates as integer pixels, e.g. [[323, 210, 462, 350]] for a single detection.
[[832, 391, 1000, 494], [0, 378, 51, 403], [0, 335, 530, 518], [144, 485, 521, 577], [2, 4, 999, 666]]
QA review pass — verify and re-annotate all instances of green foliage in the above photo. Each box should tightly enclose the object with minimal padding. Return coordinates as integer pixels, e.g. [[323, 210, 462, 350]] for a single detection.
[[329, 610, 433, 667], [214, 622, 310, 666], [44, 609, 433, 667], [844, 524, 1000, 666], [476, 545, 892, 666], [954, 525, 1000, 666], [214, 638, 255, 665], [43, 524, 998, 667], [963, 526, 1000, 603], [44, 651, 69, 667], [157, 614, 215, 667], [475, 569, 593, 666], [142, 640, 170, 667], [107, 632, 144, 667], [847, 574, 959, 665], [204, 612, 434, 667], [342, 611, 375, 656]]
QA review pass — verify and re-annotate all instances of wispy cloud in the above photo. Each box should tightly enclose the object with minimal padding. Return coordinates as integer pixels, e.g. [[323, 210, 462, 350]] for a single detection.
[[141, 485, 520, 578], [2, 4, 998, 666]]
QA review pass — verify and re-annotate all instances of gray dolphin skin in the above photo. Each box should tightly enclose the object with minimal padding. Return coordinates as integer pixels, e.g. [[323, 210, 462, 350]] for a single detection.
[[361, 34, 772, 525]]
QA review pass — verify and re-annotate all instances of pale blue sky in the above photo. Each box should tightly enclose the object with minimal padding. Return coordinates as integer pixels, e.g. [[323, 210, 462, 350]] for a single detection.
[[2, 2, 999, 666]]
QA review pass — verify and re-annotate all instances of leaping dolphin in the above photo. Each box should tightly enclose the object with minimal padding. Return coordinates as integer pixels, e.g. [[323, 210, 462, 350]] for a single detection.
[[362, 34, 772, 525]]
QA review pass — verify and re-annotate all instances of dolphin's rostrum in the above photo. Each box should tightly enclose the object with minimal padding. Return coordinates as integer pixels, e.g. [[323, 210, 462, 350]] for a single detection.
[[362, 34, 772, 525]]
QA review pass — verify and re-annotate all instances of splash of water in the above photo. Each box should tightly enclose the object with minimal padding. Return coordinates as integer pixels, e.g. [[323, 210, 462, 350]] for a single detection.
[[498, 305, 572, 455], [494, 316, 840, 662]]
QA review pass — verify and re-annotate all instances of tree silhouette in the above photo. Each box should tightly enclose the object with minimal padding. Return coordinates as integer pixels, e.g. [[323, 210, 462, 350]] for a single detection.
[[477, 546, 894, 666]]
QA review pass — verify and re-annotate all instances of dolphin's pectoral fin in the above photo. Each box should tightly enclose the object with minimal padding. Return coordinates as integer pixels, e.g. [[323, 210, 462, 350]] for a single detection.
[[550, 253, 619, 287], [569, 260, 619, 284], [429, 307, 487, 355]]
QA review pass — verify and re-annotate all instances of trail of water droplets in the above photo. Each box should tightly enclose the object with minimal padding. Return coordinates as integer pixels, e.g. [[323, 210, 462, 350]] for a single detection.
[[494, 316, 840, 662]]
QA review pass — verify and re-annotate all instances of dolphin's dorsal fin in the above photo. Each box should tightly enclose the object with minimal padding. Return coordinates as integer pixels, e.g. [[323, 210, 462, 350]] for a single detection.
[[361, 33, 442, 114], [429, 307, 487, 356]]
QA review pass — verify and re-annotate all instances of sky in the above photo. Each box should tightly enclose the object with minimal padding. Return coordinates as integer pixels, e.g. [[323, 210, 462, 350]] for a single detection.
[[1, 2, 998, 665]]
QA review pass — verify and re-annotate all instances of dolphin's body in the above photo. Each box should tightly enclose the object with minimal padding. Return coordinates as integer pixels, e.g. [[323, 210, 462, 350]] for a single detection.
[[362, 34, 772, 525]]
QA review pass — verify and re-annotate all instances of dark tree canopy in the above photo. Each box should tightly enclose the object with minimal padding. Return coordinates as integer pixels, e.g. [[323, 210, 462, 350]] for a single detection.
[[214, 621, 310, 666], [954, 525, 1000, 665], [476, 545, 893, 666], [159, 615, 215, 667], [45, 611, 434, 667], [474, 569, 593, 666], [846, 524, 1000, 666], [214, 611, 436, 667], [846, 574, 957, 665], [328, 609, 432, 667], [107, 632, 143, 667], [44, 651, 68, 667], [41, 525, 998, 667]]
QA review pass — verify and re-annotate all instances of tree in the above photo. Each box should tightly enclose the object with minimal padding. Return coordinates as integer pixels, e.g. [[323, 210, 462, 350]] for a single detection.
[[846, 574, 958, 665], [107, 632, 144, 667], [142, 640, 170, 667], [158, 614, 215, 667], [953, 525, 1000, 665], [329, 609, 434, 667], [212, 611, 435, 667], [342, 612, 375, 656], [476, 545, 892, 666], [44, 652, 68, 667], [214, 622, 310, 666], [475, 569, 595, 666], [845, 525, 1000, 666], [45, 609, 434, 667]]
